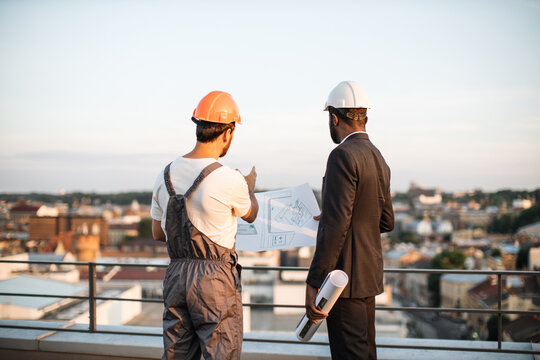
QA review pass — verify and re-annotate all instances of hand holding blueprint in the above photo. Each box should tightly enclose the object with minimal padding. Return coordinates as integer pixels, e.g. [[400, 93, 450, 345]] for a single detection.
[[236, 183, 320, 252]]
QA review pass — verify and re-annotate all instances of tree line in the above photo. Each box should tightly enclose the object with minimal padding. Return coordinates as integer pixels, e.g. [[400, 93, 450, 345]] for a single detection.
[[0, 192, 153, 206], [489, 204, 540, 234]]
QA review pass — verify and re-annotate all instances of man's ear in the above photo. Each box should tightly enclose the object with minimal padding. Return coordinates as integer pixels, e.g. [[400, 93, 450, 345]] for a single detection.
[[223, 128, 233, 143], [331, 113, 339, 126], [222, 129, 229, 143]]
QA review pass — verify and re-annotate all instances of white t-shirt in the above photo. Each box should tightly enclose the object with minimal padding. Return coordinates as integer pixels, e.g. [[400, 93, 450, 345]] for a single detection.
[[151, 157, 251, 249]]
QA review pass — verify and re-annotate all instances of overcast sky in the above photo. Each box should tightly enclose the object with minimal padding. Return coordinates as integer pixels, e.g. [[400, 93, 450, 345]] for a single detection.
[[1, 0, 539, 193]]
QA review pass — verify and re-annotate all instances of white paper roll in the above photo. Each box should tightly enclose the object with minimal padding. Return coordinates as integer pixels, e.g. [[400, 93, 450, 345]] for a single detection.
[[295, 270, 349, 342]]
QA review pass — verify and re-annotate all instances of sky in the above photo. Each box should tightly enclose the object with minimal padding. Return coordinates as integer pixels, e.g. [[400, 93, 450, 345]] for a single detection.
[[1, 0, 539, 194]]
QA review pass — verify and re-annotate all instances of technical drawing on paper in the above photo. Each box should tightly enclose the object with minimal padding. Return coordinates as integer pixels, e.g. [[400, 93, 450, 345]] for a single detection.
[[236, 183, 319, 252], [271, 234, 287, 247], [273, 199, 312, 228]]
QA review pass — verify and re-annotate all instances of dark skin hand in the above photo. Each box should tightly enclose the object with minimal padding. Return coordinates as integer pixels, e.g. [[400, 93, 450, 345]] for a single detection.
[[305, 284, 328, 322]]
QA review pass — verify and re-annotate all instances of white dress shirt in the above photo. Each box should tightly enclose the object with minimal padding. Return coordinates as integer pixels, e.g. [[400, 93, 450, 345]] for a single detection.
[[340, 131, 367, 144]]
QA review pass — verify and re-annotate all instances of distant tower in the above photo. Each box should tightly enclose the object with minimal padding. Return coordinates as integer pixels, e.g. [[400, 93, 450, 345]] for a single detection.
[[130, 200, 140, 212], [75, 234, 100, 261]]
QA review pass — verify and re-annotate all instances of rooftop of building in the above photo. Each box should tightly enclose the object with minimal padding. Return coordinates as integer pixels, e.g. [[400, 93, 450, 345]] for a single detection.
[[501, 244, 520, 254], [406, 258, 432, 269], [441, 273, 488, 284], [468, 278, 510, 307], [0, 275, 85, 309], [108, 223, 138, 230], [518, 222, 540, 235], [503, 315, 540, 343], [384, 249, 409, 259], [28, 253, 71, 262], [9, 203, 41, 213]]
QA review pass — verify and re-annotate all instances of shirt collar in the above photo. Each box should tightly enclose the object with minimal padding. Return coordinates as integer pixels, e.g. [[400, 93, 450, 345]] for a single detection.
[[340, 131, 367, 145]]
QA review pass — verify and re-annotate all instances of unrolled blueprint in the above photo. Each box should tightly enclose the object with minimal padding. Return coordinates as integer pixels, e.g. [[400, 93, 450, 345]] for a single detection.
[[236, 183, 320, 252]]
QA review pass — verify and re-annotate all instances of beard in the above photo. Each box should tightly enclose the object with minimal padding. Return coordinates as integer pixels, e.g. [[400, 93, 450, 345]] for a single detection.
[[219, 138, 233, 158], [330, 123, 340, 144]]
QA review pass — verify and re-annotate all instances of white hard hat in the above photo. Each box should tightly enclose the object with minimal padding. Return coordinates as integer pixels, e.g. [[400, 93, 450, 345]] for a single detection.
[[324, 81, 371, 110]]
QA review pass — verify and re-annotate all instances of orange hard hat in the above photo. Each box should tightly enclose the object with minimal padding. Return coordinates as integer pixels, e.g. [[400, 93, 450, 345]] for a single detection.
[[192, 91, 242, 124]]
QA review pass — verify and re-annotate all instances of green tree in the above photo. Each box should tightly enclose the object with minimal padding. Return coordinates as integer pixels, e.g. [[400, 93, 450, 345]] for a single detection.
[[489, 203, 540, 234], [431, 249, 466, 269], [398, 231, 418, 245], [516, 247, 530, 270], [427, 249, 466, 306], [137, 218, 153, 238], [489, 213, 514, 234], [512, 204, 540, 232], [490, 248, 502, 258], [0, 191, 153, 206], [487, 314, 510, 341]]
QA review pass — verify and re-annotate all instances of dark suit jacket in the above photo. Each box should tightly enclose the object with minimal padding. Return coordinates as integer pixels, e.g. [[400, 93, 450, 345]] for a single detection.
[[307, 133, 394, 298]]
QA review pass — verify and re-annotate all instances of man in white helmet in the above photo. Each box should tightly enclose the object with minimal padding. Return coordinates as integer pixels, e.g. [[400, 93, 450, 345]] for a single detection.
[[305, 81, 394, 360]]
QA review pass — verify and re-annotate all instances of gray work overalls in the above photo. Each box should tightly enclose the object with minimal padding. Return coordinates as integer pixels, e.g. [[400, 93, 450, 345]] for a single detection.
[[161, 162, 243, 360]]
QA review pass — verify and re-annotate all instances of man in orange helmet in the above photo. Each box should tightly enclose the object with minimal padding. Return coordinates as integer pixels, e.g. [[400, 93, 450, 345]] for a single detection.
[[151, 91, 258, 360]]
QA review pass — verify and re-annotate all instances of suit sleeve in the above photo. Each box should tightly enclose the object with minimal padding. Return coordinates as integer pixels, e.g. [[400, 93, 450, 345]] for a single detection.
[[306, 148, 357, 289], [380, 169, 394, 233]]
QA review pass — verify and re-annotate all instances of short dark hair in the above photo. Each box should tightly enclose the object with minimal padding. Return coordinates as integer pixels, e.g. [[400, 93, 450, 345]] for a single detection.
[[193, 118, 235, 143], [328, 107, 367, 126]]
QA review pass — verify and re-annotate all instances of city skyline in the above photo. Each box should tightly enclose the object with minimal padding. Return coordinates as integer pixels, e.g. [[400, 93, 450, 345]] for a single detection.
[[1, 0, 539, 193]]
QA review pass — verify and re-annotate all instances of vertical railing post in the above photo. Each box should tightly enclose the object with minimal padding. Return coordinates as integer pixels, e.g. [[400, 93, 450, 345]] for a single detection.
[[89, 262, 97, 332], [497, 273, 502, 350]]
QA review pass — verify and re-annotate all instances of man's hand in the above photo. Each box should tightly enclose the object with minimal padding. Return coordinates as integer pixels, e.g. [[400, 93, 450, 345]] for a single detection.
[[152, 220, 166, 242], [305, 284, 328, 322], [243, 166, 257, 193], [239, 166, 259, 223]]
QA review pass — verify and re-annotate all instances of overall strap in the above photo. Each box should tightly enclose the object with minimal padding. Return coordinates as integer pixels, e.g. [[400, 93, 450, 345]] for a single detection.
[[163, 163, 175, 196], [185, 162, 222, 199]]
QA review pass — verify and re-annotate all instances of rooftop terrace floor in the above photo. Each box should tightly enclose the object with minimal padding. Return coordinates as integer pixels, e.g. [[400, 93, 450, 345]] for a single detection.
[[0, 319, 538, 360]]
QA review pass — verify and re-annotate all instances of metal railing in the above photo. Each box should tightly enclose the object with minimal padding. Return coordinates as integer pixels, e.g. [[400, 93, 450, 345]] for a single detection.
[[0, 259, 539, 356]]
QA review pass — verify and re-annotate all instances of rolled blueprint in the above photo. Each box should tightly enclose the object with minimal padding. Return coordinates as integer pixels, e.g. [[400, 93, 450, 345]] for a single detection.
[[295, 270, 349, 342]]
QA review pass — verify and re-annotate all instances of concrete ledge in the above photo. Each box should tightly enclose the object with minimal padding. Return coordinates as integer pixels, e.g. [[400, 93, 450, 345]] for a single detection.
[[243, 333, 330, 360], [0, 320, 537, 360], [40, 323, 161, 359], [0, 319, 70, 351], [0, 349, 153, 360], [242, 332, 536, 360]]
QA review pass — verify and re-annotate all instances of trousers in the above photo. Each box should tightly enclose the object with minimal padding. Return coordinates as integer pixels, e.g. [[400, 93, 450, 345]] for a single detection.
[[327, 296, 376, 360], [162, 259, 242, 360]]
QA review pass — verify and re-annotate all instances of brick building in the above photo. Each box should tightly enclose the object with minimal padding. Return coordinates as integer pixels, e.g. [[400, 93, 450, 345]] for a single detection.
[[29, 215, 109, 247]]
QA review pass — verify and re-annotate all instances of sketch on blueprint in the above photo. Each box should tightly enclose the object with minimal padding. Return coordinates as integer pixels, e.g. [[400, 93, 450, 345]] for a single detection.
[[236, 183, 320, 252], [273, 199, 312, 228]]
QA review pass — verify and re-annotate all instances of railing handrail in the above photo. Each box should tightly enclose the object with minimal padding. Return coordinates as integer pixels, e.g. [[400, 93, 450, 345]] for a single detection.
[[1, 259, 539, 275], [2, 291, 539, 316], [0, 258, 539, 355]]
